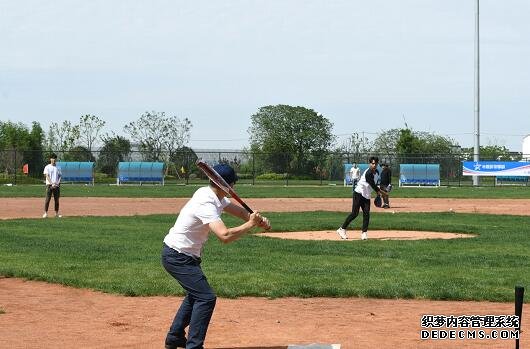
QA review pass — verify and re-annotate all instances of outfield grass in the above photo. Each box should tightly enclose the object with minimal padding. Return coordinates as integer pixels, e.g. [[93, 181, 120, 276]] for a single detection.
[[0, 212, 528, 302], [1, 183, 530, 198]]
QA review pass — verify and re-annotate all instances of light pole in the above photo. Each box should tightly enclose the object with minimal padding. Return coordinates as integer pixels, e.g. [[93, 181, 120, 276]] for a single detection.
[[473, 0, 481, 186]]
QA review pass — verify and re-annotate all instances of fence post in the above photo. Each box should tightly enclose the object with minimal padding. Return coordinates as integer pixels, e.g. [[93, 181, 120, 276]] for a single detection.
[[252, 153, 255, 186], [285, 153, 289, 186], [14, 147, 17, 185], [185, 152, 189, 185], [458, 160, 462, 187], [319, 159, 323, 186]]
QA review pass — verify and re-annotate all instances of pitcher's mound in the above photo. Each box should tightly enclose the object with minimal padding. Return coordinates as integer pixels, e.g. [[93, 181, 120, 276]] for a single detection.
[[256, 230, 476, 241]]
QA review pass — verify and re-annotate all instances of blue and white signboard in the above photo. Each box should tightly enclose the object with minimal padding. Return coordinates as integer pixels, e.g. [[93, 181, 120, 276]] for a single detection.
[[462, 161, 530, 176]]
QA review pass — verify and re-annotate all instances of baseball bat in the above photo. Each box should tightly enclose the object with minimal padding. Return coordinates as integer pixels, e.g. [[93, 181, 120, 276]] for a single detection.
[[195, 160, 254, 213]]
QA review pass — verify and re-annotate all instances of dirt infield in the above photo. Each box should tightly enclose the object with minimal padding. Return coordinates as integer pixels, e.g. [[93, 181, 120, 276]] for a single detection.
[[3, 197, 530, 219], [0, 278, 526, 349], [0, 197, 528, 348]]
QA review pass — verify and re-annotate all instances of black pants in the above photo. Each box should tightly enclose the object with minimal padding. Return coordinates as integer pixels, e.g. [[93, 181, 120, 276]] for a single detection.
[[380, 184, 390, 206], [341, 191, 371, 232], [44, 185, 60, 212]]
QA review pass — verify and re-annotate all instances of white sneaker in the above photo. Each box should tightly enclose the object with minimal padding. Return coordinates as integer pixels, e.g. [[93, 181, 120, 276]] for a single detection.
[[361, 231, 368, 240], [336, 227, 348, 240], [55, 213, 62, 218], [42, 212, 48, 218]]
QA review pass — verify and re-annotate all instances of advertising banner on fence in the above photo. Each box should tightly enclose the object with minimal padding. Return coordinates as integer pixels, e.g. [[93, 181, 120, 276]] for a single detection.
[[462, 161, 530, 176]]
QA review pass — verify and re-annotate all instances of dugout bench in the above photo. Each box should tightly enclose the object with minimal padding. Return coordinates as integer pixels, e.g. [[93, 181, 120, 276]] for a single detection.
[[117, 162, 165, 185], [57, 162, 95, 185]]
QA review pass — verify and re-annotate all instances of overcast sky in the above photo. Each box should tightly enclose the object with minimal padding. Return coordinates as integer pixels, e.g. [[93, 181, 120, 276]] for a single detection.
[[1, 0, 529, 151]]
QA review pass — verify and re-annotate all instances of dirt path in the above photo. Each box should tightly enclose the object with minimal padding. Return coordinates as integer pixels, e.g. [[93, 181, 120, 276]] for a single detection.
[[3, 197, 530, 219], [0, 278, 526, 349], [0, 197, 528, 348]]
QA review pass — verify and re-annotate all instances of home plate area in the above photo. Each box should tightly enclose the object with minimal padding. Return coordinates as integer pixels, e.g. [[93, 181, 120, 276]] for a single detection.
[[288, 344, 340, 349], [215, 345, 340, 349]]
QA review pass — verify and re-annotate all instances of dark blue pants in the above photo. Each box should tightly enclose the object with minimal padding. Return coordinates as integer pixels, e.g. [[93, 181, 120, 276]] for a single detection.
[[161, 244, 217, 349]]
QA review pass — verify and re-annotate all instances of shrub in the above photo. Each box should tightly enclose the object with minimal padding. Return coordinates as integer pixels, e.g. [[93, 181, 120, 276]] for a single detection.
[[236, 172, 253, 180], [256, 172, 286, 180]]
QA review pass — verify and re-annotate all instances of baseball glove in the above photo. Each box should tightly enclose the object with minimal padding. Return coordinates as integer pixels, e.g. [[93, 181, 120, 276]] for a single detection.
[[374, 195, 382, 207]]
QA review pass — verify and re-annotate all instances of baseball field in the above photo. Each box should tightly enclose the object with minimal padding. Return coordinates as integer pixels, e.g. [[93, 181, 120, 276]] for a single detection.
[[0, 185, 528, 348]]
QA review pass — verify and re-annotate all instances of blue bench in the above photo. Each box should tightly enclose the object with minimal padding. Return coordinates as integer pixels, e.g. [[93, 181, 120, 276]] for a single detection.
[[117, 162, 165, 185], [57, 162, 95, 184], [399, 164, 440, 187], [496, 176, 528, 185]]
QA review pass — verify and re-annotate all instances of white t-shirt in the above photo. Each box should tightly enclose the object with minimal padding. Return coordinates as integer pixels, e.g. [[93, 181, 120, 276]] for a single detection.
[[43, 164, 61, 185], [349, 166, 360, 181], [355, 168, 380, 200], [164, 186, 231, 258]]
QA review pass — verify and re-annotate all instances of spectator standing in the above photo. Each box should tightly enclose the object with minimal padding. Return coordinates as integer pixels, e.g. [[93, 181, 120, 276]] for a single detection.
[[380, 163, 392, 208], [349, 162, 361, 189], [42, 153, 62, 218]]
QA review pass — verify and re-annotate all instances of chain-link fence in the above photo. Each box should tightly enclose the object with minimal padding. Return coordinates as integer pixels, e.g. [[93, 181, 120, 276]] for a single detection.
[[0, 148, 527, 186]]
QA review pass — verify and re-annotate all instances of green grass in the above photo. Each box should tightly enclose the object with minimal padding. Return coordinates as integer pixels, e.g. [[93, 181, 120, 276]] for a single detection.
[[1, 183, 530, 198], [0, 212, 528, 302]]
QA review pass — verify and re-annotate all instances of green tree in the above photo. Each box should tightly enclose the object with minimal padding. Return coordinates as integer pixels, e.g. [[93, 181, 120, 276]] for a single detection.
[[461, 145, 513, 161], [168, 146, 197, 179], [0, 121, 30, 149], [415, 131, 455, 155], [24, 122, 45, 177], [163, 116, 192, 162], [338, 132, 373, 163], [396, 128, 422, 157], [373, 128, 401, 163], [249, 105, 334, 176], [124, 111, 192, 162], [78, 114, 105, 153], [63, 146, 96, 162], [97, 134, 131, 176], [395, 128, 457, 162], [0, 121, 31, 175], [45, 121, 80, 155]]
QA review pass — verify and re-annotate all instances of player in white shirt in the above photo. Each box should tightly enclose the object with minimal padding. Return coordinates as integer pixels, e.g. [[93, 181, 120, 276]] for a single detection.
[[349, 162, 361, 188], [337, 156, 388, 240], [42, 153, 62, 218], [161, 164, 270, 349]]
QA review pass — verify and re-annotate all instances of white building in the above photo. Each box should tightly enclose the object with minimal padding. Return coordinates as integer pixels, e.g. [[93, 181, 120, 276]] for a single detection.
[[523, 135, 530, 161]]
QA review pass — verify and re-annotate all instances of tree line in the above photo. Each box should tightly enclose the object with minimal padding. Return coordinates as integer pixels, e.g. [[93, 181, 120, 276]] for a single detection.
[[0, 105, 518, 179], [0, 111, 192, 177]]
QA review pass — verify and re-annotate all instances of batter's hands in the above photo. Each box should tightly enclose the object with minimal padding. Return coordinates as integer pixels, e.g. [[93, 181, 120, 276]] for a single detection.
[[249, 212, 271, 230], [258, 216, 271, 230]]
